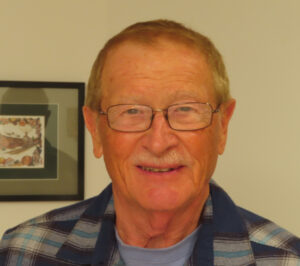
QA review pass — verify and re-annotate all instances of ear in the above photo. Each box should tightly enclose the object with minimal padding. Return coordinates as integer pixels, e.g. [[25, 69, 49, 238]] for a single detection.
[[82, 106, 103, 158], [218, 99, 236, 155]]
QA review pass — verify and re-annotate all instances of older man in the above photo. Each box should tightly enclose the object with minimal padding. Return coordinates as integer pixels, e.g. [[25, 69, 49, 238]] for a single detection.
[[1, 20, 300, 266]]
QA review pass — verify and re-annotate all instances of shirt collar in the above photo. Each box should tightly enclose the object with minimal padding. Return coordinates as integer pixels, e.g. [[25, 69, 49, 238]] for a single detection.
[[55, 182, 256, 266], [56, 184, 117, 265], [196, 183, 256, 266]]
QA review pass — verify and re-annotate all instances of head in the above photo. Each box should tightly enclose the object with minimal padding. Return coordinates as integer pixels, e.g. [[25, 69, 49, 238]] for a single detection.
[[84, 19, 235, 213], [86, 19, 231, 110]]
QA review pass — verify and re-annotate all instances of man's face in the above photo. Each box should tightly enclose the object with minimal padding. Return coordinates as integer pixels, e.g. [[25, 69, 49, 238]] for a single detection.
[[85, 39, 234, 212]]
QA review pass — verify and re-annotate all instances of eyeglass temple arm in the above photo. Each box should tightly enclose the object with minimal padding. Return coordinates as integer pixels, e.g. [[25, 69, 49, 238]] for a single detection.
[[98, 109, 107, 115], [213, 104, 221, 113]]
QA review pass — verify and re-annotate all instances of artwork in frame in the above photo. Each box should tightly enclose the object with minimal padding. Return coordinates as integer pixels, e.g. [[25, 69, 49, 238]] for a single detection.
[[0, 81, 84, 201]]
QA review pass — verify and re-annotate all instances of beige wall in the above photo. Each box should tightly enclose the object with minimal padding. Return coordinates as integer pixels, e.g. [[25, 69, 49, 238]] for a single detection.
[[0, 0, 299, 238]]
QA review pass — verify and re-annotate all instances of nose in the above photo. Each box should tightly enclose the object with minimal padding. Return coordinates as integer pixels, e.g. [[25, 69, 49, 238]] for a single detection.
[[141, 111, 179, 156]]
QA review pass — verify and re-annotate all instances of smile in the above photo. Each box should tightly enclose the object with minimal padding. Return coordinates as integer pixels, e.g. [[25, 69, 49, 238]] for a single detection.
[[141, 166, 175, 172], [138, 165, 183, 173]]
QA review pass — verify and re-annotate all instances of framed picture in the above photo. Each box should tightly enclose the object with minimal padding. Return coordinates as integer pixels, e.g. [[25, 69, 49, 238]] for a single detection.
[[0, 81, 84, 201]]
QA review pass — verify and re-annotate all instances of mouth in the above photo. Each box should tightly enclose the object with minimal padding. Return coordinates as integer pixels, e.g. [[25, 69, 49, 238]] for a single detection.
[[137, 165, 183, 173]]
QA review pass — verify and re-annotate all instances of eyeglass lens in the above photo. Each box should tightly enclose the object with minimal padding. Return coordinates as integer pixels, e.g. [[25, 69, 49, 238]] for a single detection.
[[107, 103, 213, 132]]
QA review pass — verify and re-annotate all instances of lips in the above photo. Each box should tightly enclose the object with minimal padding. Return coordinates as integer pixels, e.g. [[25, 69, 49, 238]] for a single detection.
[[137, 165, 183, 173]]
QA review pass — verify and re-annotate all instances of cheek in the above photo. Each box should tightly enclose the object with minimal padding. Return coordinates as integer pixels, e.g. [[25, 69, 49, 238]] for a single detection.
[[101, 130, 140, 167], [183, 129, 219, 156], [100, 132, 133, 188], [182, 129, 220, 177]]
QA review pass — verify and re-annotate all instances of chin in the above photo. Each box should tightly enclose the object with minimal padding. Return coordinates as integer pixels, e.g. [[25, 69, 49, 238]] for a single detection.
[[135, 186, 190, 212]]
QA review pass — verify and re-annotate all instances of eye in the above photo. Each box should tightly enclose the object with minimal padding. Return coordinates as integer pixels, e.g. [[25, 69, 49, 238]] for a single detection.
[[126, 108, 140, 115], [174, 105, 197, 113], [177, 106, 193, 112]]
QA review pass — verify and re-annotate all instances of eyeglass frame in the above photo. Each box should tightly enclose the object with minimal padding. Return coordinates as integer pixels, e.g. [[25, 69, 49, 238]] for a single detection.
[[98, 102, 221, 132]]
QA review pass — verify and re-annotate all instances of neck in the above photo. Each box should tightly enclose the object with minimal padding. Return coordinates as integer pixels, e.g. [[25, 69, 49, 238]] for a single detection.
[[113, 185, 209, 248]]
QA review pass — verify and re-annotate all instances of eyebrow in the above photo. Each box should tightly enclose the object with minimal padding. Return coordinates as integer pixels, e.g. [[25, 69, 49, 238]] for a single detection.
[[169, 91, 202, 100], [118, 91, 203, 103]]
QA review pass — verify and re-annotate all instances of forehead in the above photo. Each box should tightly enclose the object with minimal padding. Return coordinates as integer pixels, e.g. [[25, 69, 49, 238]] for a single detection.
[[101, 39, 215, 106]]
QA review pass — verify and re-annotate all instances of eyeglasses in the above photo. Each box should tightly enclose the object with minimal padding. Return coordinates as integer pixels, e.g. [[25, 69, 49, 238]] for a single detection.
[[98, 102, 220, 132]]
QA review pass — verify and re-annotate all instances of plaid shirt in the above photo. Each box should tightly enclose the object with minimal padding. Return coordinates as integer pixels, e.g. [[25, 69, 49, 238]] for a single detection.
[[1, 183, 300, 266]]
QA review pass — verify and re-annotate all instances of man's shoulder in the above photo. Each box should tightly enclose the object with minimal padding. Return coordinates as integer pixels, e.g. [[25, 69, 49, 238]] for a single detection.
[[209, 183, 300, 264], [0, 198, 93, 263], [0, 184, 113, 265], [238, 206, 300, 260], [3, 196, 94, 235]]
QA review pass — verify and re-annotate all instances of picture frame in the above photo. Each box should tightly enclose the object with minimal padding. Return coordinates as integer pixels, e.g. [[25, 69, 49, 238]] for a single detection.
[[0, 81, 84, 201]]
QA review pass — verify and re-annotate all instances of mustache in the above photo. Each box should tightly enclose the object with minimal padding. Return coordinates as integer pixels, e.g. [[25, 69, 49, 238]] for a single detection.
[[132, 150, 190, 166]]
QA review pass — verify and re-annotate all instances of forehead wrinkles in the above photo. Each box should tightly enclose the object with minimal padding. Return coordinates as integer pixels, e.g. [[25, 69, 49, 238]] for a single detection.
[[101, 41, 214, 100], [109, 69, 203, 88], [104, 40, 207, 74]]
